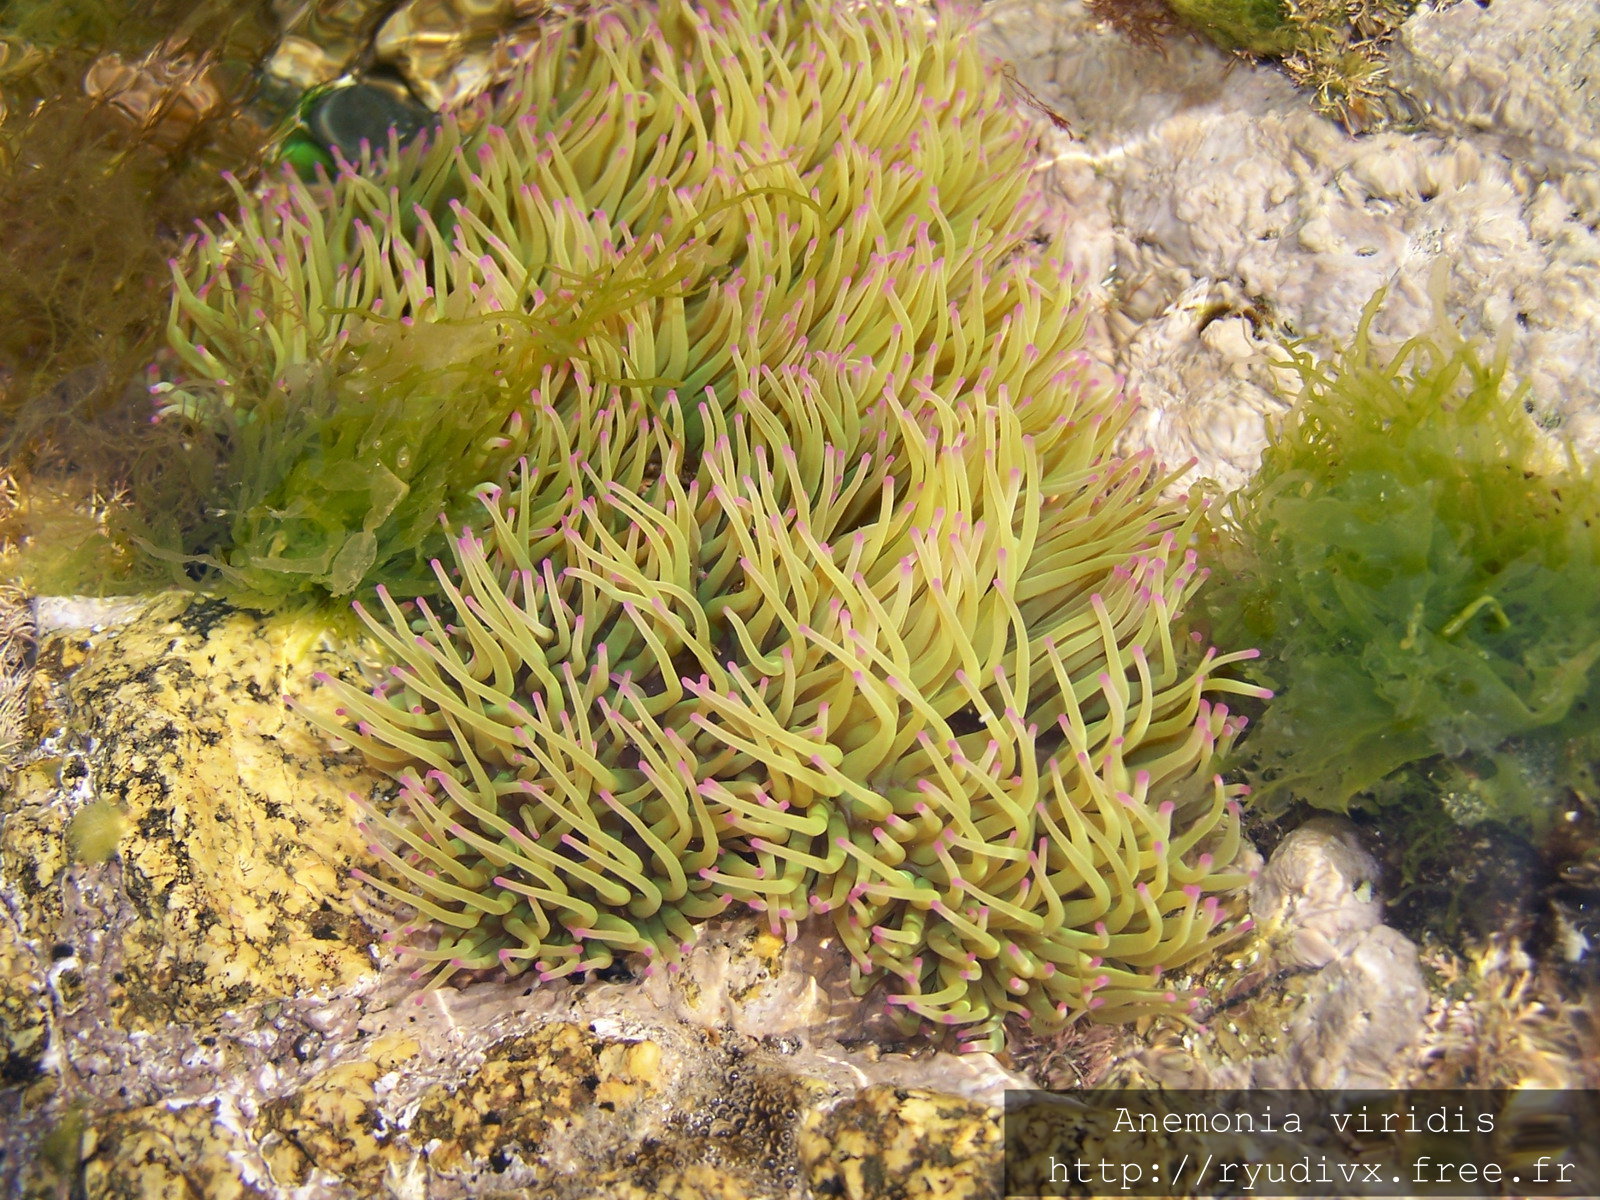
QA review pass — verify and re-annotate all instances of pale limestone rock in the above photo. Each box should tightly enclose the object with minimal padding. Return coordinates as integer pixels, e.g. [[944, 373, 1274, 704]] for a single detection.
[[1389, 0, 1600, 221], [1241, 823, 1429, 1088], [1251, 815, 1382, 969], [984, 0, 1600, 485], [1275, 924, 1430, 1089], [1124, 817, 1429, 1091], [1250, 820, 1428, 1089]]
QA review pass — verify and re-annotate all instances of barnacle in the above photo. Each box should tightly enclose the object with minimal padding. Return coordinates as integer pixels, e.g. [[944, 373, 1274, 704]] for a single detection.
[[284, 0, 1263, 1049]]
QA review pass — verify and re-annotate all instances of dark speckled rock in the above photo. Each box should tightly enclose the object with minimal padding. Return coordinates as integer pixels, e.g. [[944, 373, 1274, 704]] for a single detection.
[[799, 1087, 1002, 1200]]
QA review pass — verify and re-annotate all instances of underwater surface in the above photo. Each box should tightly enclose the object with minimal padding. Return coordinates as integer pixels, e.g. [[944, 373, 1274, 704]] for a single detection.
[[0, 0, 1595, 1196]]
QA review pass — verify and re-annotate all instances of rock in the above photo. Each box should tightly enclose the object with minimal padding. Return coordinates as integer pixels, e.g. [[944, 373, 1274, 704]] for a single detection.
[[1274, 924, 1429, 1089], [0, 597, 381, 1195], [82, 1100, 269, 1200], [983, 0, 1600, 482], [1388, 0, 1600, 222], [798, 1087, 1002, 1200], [254, 1036, 418, 1192], [4, 597, 378, 1040], [1119, 817, 1429, 1090], [1250, 815, 1382, 969], [0, 597, 1036, 1199]]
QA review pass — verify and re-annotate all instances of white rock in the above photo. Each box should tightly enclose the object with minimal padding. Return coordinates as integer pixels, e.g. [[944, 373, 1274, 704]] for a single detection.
[[983, 0, 1600, 486]]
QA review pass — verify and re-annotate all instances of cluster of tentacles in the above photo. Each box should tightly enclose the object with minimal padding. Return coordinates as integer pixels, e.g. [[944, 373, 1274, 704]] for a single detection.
[[246, 0, 1268, 1049]]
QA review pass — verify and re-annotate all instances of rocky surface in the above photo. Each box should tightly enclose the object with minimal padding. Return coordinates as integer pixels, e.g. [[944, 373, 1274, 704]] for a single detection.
[[1388, 0, 1600, 222], [0, 599, 1463, 1198], [985, 0, 1600, 490]]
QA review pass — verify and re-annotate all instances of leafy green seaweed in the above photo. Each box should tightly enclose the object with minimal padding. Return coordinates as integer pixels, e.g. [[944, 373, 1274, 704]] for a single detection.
[[137, 244, 699, 603], [1202, 295, 1600, 832], [1165, 0, 1295, 53]]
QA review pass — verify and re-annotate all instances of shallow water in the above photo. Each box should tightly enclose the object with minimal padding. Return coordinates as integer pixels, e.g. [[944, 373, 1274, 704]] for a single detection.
[[1, 1, 1595, 1197]]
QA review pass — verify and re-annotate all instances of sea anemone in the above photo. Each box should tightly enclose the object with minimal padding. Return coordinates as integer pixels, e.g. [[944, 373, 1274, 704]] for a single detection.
[[155, 0, 1063, 599], [312, 367, 1258, 1050], [272, 0, 1267, 1049]]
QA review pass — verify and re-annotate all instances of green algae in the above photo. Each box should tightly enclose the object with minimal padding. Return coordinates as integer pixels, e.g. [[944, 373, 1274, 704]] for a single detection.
[[1202, 295, 1600, 834], [1165, 0, 1295, 54], [0, 0, 277, 599]]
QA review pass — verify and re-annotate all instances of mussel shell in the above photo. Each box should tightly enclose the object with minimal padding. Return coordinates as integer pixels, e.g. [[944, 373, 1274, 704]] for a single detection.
[[304, 80, 434, 158]]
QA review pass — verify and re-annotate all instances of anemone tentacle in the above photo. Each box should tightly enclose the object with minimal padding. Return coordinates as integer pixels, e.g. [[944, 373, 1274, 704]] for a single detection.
[[228, 0, 1273, 1050]]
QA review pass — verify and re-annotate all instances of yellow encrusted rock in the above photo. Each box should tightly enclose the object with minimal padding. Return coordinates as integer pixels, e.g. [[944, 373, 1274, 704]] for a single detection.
[[256, 1036, 419, 1191], [3, 596, 381, 1033], [82, 1099, 266, 1200], [799, 1086, 1002, 1200], [410, 1022, 626, 1173]]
